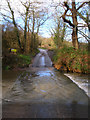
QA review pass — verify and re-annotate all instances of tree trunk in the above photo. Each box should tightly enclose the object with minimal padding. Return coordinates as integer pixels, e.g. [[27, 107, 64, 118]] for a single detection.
[[15, 27, 22, 50], [24, 9, 29, 53], [7, 0, 22, 51], [72, 1, 79, 49], [24, 20, 27, 51], [26, 21, 30, 53], [31, 10, 35, 51]]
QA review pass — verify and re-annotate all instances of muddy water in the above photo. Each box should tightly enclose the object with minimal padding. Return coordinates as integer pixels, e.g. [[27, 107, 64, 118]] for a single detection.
[[2, 49, 89, 118], [2, 70, 22, 98], [2, 67, 89, 118]]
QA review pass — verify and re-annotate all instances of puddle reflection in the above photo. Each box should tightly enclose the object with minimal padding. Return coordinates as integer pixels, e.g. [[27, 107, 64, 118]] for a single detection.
[[36, 70, 54, 77], [40, 90, 46, 92]]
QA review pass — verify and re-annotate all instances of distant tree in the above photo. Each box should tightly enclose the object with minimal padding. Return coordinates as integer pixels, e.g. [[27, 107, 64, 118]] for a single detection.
[[18, 0, 49, 52], [29, 2, 49, 52], [50, 17, 66, 48], [1, 0, 49, 53]]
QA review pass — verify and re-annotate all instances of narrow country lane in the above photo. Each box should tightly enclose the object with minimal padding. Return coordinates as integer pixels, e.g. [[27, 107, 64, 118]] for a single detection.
[[2, 49, 89, 118], [32, 48, 52, 67]]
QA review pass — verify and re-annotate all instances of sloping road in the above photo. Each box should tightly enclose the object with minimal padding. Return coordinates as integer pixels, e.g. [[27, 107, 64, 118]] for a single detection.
[[2, 49, 89, 118], [32, 49, 52, 67]]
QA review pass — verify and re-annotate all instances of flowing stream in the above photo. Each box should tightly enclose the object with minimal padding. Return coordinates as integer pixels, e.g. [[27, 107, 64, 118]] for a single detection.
[[2, 49, 89, 118], [39, 56, 45, 67]]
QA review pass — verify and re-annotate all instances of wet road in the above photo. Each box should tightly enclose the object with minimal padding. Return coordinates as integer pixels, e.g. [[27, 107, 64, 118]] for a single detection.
[[32, 49, 52, 67], [2, 49, 89, 118]]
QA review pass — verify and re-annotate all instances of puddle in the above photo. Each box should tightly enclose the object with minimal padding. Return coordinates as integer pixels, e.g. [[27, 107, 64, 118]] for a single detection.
[[40, 90, 46, 92], [36, 70, 54, 77]]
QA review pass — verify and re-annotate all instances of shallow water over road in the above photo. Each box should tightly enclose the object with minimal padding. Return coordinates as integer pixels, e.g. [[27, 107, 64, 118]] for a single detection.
[[2, 49, 89, 118], [32, 49, 52, 67], [2, 67, 89, 118]]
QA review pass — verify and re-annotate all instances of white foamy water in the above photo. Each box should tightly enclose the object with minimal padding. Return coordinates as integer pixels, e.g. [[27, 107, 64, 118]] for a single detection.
[[32, 48, 52, 67], [64, 73, 89, 97], [40, 56, 45, 67]]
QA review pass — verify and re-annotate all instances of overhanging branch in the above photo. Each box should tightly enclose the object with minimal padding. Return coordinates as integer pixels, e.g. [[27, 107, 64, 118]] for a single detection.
[[77, 2, 86, 10], [78, 30, 90, 42], [62, 2, 74, 27]]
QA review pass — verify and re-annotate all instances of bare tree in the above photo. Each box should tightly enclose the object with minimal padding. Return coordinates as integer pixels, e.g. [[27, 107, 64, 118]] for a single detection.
[[62, 1, 78, 49], [1, 0, 52, 53], [18, 0, 50, 52], [28, 2, 50, 52], [62, 1, 89, 49], [3, 0, 22, 51], [20, 0, 31, 52]]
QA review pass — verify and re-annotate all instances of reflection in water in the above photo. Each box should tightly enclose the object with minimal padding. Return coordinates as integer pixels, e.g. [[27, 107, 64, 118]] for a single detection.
[[40, 90, 46, 92], [2, 48, 89, 118], [3, 68, 88, 104], [36, 70, 54, 77], [2, 70, 21, 97], [3, 68, 88, 118]]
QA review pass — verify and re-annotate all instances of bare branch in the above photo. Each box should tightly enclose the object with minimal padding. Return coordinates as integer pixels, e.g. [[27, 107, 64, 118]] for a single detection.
[[78, 30, 90, 42], [62, 2, 74, 27], [2, 16, 12, 23], [77, 2, 86, 10], [66, 14, 72, 17], [1, 13, 12, 20], [17, 24, 24, 31], [62, 16, 74, 27], [77, 11, 87, 23], [6, 0, 17, 27]]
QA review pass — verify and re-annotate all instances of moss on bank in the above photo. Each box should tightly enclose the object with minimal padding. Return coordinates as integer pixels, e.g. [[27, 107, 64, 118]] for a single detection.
[[52, 45, 89, 74]]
